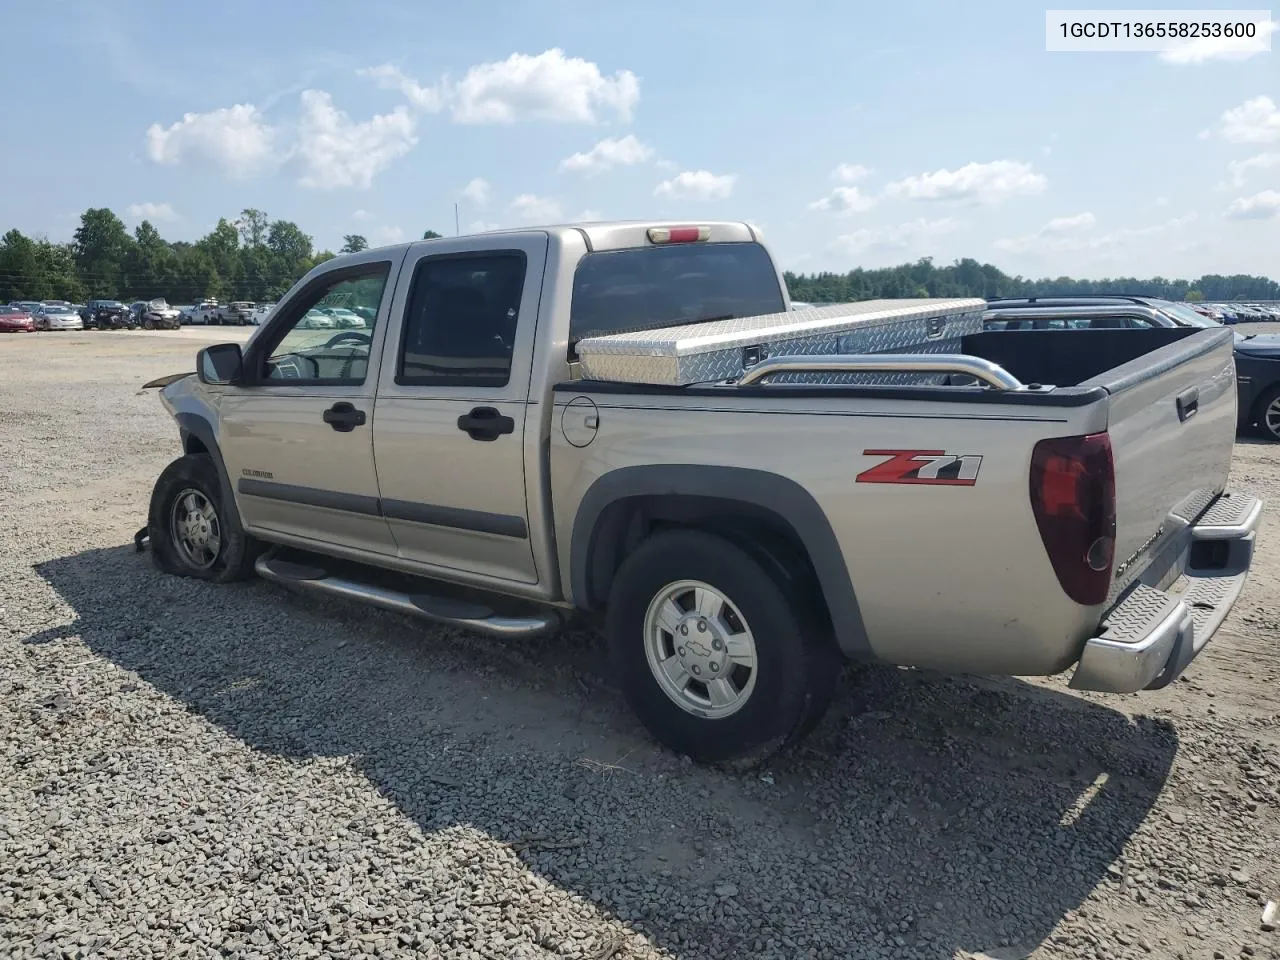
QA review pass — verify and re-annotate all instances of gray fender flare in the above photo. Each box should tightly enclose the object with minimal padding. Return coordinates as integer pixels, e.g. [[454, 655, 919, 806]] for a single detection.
[[173, 413, 244, 529], [569, 464, 871, 659]]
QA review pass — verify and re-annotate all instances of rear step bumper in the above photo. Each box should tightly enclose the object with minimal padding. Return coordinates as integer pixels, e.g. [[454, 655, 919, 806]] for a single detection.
[[1070, 490, 1261, 694], [253, 555, 561, 640]]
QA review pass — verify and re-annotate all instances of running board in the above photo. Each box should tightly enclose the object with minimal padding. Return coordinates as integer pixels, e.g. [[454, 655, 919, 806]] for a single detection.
[[253, 555, 560, 640]]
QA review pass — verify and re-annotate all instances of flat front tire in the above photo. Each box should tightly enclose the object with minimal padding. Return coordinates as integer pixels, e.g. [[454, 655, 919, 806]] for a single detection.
[[606, 529, 836, 765], [147, 454, 260, 582]]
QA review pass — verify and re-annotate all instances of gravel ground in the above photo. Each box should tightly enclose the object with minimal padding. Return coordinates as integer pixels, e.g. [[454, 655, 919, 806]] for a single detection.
[[1, 329, 1278, 960]]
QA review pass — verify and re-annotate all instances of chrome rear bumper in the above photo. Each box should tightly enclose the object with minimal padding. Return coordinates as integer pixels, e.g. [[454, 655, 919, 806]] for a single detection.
[[1070, 491, 1261, 693]]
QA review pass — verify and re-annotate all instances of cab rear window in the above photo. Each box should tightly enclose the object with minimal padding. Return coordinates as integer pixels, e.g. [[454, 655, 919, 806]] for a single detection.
[[568, 241, 785, 345]]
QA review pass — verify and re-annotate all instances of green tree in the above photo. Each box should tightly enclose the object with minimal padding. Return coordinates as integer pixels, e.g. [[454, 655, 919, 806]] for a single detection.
[[341, 234, 368, 254], [1185, 289, 1204, 302], [33, 240, 85, 302], [236, 208, 270, 248], [423, 229, 443, 240], [73, 208, 133, 294], [0, 229, 40, 301], [124, 221, 176, 300]]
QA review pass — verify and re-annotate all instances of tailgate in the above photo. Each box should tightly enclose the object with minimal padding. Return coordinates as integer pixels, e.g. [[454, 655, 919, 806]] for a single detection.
[[1084, 327, 1237, 597]]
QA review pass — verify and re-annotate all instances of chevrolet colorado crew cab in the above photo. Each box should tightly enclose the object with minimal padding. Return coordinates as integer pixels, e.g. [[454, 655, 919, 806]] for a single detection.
[[143, 220, 1261, 763]]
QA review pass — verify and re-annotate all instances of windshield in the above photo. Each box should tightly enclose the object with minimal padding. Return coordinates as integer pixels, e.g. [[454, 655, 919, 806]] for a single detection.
[[1156, 300, 1219, 327], [568, 241, 786, 343]]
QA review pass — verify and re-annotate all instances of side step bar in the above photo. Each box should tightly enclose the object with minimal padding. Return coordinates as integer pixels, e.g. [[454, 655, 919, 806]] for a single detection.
[[254, 555, 560, 640]]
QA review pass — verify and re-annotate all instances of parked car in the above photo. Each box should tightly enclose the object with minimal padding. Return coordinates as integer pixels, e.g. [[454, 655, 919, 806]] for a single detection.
[[33, 305, 83, 330], [317, 307, 366, 328], [186, 304, 221, 325], [249, 302, 276, 325], [82, 299, 133, 329], [12, 301, 44, 316], [215, 301, 256, 325], [130, 299, 182, 330], [297, 308, 336, 329], [0, 304, 34, 332], [140, 220, 1259, 764]]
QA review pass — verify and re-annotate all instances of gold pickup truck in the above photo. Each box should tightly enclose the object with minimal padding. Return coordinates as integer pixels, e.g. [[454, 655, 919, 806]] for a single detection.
[[142, 220, 1260, 764]]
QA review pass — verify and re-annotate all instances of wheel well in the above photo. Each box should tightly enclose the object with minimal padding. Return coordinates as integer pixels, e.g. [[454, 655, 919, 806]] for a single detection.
[[583, 494, 830, 626], [182, 431, 210, 457]]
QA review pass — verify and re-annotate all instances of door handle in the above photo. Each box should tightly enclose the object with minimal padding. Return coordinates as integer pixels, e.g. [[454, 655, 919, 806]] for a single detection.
[[1176, 386, 1199, 422], [457, 406, 515, 441], [322, 401, 367, 432]]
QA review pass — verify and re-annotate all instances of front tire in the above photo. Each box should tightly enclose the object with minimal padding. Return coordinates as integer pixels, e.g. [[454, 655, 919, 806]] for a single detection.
[[147, 454, 260, 582], [605, 529, 837, 765], [1254, 385, 1280, 441]]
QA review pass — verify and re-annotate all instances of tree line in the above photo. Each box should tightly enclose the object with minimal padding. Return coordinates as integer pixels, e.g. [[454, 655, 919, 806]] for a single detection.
[[784, 258, 1280, 304], [0, 206, 447, 305], [1, 207, 1276, 306]]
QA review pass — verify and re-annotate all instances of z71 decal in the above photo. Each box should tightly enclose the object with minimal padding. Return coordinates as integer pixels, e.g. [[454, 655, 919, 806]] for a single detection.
[[856, 449, 984, 486]]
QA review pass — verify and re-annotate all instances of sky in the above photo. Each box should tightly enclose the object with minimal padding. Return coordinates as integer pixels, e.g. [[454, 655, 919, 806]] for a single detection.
[[1, 0, 1277, 279]]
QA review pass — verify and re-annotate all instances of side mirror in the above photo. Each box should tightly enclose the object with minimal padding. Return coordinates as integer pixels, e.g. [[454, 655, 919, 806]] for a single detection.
[[197, 343, 244, 385]]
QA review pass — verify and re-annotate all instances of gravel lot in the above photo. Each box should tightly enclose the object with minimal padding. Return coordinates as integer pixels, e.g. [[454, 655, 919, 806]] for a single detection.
[[1, 328, 1278, 960]]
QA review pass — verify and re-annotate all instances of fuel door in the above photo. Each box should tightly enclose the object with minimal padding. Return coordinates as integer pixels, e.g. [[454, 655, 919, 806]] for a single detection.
[[561, 396, 600, 448]]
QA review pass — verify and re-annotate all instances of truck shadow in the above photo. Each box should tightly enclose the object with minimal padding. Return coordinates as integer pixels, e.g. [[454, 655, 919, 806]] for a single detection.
[[31, 544, 1177, 960]]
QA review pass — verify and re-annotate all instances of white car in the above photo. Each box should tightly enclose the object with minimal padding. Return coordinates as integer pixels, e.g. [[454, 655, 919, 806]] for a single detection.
[[319, 307, 366, 328], [298, 309, 336, 329], [250, 303, 276, 325], [33, 305, 84, 331]]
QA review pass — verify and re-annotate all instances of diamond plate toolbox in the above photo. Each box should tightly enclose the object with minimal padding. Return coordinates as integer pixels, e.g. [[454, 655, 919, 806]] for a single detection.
[[574, 298, 988, 386]]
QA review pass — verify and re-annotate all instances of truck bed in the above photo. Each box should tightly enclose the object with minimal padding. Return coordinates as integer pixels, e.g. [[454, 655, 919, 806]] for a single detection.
[[554, 325, 1242, 682]]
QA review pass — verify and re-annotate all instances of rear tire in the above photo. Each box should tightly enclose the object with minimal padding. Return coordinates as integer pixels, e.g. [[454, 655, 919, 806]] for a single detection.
[[605, 529, 837, 765], [147, 454, 261, 582]]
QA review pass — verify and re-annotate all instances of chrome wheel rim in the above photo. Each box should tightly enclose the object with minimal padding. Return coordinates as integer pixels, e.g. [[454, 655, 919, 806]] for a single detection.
[[169, 488, 221, 570], [1265, 398, 1280, 439], [643, 579, 758, 719]]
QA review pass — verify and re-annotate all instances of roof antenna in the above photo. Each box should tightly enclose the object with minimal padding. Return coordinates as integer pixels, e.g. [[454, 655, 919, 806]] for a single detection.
[[455, 203, 460, 237]]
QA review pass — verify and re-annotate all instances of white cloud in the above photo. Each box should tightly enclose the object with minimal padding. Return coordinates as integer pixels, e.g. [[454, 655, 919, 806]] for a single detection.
[[145, 104, 277, 178], [1159, 20, 1275, 64], [509, 194, 562, 221], [1042, 212, 1096, 234], [994, 213, 1096, 252], [371, 225, 407, 244], [1219, 95, 1280, 144], [357, 63, 446, 112], [126, 202, 177, 222], [654, 169, 736, 201], [832, 217, 961, 255], [808, 185, 877, 214], [452, 48, 639, 124], [352, 209, 374, 222], [295, 89, 417, 190], [884, 160, 1047, 204], [995, 214, 1197, 255], [831, 163, 871, 183], [560, 134, 654, 174], [467, 219, 503, 233], [1226, 190, 1280, 220], [1228, 152, 1280, 186], [1155, 196, 1171, 207], [460, 177, 491, 206], [577, 208, 604, 221]]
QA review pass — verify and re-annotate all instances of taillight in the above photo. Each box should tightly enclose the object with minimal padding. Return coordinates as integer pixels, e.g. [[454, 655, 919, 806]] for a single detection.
[[1029, 432, 1116, 606], [647, 225, 710, 244]]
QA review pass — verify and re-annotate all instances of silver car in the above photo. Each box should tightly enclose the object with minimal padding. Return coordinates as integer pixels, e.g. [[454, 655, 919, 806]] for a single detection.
[[33, 305, 84, 331]]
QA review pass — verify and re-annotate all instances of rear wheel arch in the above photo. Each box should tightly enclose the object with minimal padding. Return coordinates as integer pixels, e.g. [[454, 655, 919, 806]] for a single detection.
[[570, 465, 871, 659]]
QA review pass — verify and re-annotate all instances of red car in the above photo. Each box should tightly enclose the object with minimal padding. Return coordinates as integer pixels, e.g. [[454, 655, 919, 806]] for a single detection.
[[0, 305, 34, 332]]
